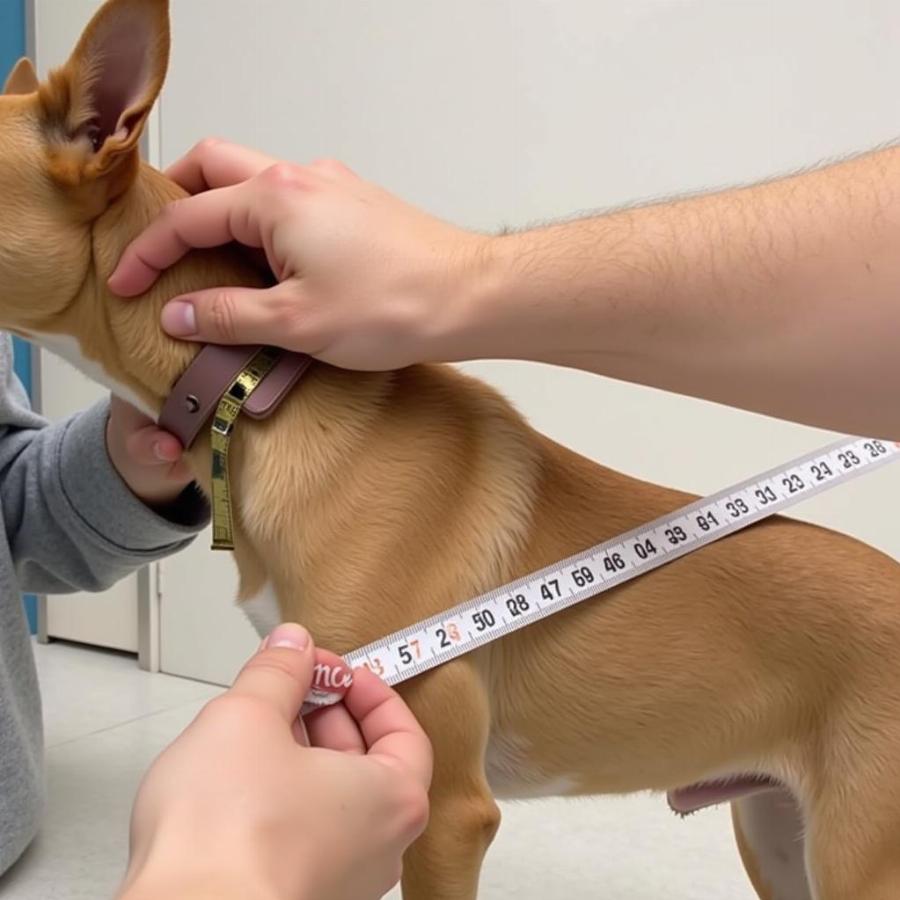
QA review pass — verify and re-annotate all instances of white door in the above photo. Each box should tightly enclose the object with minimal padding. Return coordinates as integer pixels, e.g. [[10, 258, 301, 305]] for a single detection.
[[33, 0, 139, 652], [153, 0, 900, 683]]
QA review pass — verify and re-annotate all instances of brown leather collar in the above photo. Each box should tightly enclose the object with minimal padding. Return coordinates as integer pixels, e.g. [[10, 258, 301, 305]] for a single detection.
[[159, 344, 312, 448]]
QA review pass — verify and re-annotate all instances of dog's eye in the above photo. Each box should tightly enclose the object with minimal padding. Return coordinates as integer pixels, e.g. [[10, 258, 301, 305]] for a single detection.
[[85, 123, 102, 152]]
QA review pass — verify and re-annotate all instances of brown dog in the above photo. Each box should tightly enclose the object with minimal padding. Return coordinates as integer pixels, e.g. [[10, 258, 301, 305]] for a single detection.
[[3, 1, 900, 897]]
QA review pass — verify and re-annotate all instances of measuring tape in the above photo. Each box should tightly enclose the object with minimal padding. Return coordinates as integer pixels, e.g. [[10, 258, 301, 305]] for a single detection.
[[302, 435, 900, 710], [210, 347, 281, 550]]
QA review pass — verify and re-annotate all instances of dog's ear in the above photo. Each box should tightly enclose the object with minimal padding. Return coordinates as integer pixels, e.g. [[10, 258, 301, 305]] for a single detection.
[[4, 58, 39, 96], [39, 0, 169, 192]]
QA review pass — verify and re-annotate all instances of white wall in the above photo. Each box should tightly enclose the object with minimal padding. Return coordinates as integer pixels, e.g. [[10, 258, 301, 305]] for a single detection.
[[159, 0, 900, 512], [158, 0, 900, 684]]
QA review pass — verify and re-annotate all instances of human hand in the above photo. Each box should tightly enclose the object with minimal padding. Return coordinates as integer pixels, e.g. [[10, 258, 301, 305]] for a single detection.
[[108, 138, 494, 370], [106, 395, 194, 508], [118, 623, 432, 900]]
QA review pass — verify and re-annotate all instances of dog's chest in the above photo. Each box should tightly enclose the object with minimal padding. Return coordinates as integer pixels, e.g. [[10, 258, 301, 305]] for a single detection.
[[485, 731, 577, 799], [241, 583, 282, 637]]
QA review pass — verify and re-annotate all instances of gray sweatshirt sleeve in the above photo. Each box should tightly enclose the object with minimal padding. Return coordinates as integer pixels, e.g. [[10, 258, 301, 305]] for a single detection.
[[0, 337, 208, 594]]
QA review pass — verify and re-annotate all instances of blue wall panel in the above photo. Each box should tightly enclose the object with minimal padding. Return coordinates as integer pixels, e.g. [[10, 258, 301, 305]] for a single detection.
[[1, 0, 37, 635], [0, 1, 26, 77]]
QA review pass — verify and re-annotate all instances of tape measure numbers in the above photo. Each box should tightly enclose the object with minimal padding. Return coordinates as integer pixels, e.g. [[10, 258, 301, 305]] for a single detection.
[[302, 436, 900, 709], [210, 347, 281, 550], [202, 361, 898, 707]]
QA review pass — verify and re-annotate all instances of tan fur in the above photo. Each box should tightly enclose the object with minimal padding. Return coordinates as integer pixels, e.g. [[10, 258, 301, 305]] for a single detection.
[[3, 2, 900, 897]]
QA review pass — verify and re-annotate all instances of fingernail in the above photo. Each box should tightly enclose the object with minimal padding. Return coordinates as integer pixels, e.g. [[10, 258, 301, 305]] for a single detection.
[[268, 623, 310, 651], [161, 300, 197, 337]]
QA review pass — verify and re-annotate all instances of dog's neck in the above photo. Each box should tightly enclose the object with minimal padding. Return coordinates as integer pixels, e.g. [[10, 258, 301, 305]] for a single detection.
[[37, 161, 396, 503], [46, 162, 270, 419]]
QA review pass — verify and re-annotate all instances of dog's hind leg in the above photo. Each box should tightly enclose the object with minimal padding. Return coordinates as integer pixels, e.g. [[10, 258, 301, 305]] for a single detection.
[[731, 789, 813, 900], [400, 658, 500, 900], [802, 777, 900, 900]]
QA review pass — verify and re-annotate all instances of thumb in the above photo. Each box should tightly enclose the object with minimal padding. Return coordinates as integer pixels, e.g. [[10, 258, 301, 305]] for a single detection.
[[229, 623, 317, 724], [161, 282, 303, 348]]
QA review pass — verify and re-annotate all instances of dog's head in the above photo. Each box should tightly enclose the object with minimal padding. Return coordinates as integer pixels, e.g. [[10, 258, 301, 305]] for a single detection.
[[0, 0, 169, 337]]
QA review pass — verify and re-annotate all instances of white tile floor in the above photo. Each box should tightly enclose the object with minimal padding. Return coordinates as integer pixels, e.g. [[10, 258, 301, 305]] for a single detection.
[[1, 641, 756, 899]]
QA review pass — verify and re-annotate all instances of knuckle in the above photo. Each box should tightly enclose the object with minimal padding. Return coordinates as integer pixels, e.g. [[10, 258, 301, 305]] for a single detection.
[[200, 694, 237, 719], [199, 694, 264, 731], [159, 197, 186, 222], [268, 288, 309, 338], [309, 157, 353, 177], [243, 654, 307, 684], [207, 291, 239, 342], [398, 782, 430, 838], [259, 162, 307, 192], [192, 136, 225, 157], [270, 288, 300, 323]]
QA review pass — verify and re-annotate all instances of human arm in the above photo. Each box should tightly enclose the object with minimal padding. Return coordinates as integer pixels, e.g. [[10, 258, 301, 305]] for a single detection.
[[0, 337, 206, 593], [117, 623, 431, 900], [471, 146, 900, 439], [108, 139, 900, 438]]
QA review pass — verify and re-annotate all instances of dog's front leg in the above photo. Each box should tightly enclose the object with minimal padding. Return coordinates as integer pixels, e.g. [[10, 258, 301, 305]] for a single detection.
[[399, 659, 500, 900], [401, 782, 500, 900]]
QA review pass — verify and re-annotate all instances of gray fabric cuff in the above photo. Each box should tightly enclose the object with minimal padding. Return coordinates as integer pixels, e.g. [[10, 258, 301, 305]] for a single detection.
[[56, 400, 208, 553]]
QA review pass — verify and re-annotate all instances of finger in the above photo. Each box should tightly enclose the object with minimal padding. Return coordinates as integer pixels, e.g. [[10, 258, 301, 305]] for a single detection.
[[305, 702, 366, 754], [108, 184, 257, 297], [166, 139, 280, 195], [108, 397, 185, 463], [229, 623, 316, 724], [160, 281, 304, 348], [126, 425, 184, 465], [343, 668, 433, 790]]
